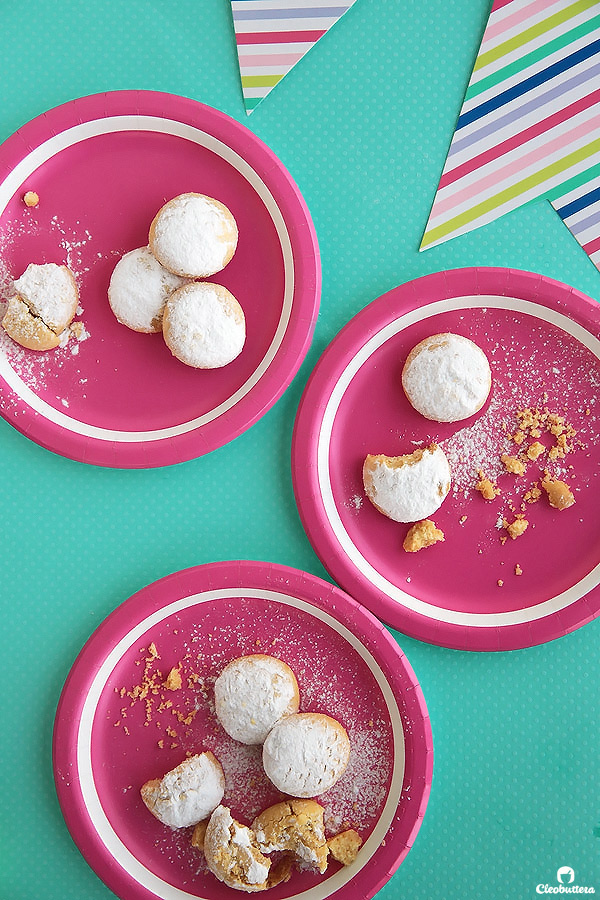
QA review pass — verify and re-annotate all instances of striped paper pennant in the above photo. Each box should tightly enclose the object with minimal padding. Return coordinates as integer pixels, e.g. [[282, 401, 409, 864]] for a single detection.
[[421, 0, 600, 272], [231, 0, 358, 114]]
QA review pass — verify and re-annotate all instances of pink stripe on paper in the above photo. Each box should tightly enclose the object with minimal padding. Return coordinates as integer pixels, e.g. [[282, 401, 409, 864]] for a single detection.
[[484, 0, 561, 44], [582, 234, 600, 254], [237, 52, 305, 67], [433, 108, 600, 216], [439, 87, 600, 189], [491, 0, 516, 12], [236, 29, 326, 44]]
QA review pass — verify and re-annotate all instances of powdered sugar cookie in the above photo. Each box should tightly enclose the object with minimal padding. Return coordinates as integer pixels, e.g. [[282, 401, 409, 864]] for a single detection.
[[363, 444, 451, 523], [108, 246, 188, 333], [140, 752, 225, 828], [252, 799, 328, 874], [204, 805, 271, 892], [402, 332, 491, 422], [162, 282, 245, 369], [262, 712, 351, 798], [2, 262, 78, 351], [215, 654, 300, 745], [149, 192, 238, 278]]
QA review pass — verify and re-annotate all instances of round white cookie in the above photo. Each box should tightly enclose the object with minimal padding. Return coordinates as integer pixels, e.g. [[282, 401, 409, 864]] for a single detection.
[[262, 712, 351, 798], [108, 246, 188, 333], [162, 281, 245, 369], [149, 192, 238, 278], [140, 752, 225, 828], [402, 332, 492, 422], [214, 654, 300, 745], [363, 443, 451, 523]]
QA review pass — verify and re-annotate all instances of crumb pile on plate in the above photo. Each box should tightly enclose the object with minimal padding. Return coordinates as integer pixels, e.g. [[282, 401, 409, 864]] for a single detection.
[[108, 192, 245, 368], [140, 652, 362, 893]]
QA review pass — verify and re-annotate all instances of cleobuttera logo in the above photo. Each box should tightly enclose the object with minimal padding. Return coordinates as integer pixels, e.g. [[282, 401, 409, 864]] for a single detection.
[[536, 866, 596, 894]]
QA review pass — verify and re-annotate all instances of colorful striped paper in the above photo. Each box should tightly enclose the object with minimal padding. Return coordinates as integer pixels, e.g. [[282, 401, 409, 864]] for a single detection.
[[231, 0, 358, 114], [421, 0, 600, 272]]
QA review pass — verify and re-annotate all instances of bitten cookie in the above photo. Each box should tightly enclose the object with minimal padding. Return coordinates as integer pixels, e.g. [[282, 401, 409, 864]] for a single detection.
[[2, 262, 78, 350], [108, 246, 188, 333], [214, 654, 300, 745], [204, 805, 271, 892], [363, 444, 451, 523], [252, 799, 328, 874], [162, 282, 245, 368], [402, 332, 491, 422], [140, 752, 225, 828], [262, 713, 351, 798], [149, 192, 238, 278]]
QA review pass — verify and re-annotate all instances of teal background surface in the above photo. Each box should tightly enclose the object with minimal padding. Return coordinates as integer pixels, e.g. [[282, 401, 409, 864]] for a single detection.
[[0, 1, 598, 898]]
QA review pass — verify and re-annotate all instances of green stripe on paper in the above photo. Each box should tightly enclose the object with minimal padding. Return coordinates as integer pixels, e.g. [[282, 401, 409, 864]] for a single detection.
[[474, 0, 598, 72], [548, 159, 600, 203], [244, 97, 262, 109], [241, 73, 284, 87], [466, 13, 600, 101], [421, 135, 600, 247]]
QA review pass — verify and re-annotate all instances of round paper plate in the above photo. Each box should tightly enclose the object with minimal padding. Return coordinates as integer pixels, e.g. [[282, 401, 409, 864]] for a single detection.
[[53, 560, 432, 900], [0, 91, 320, 467], [292, 268, 600, 652]]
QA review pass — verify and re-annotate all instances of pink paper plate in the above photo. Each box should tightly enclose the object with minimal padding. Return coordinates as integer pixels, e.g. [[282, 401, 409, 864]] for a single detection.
[[53, 560, 432, 900], [292, 267, 600, 652], [0, 91, 320, 467]]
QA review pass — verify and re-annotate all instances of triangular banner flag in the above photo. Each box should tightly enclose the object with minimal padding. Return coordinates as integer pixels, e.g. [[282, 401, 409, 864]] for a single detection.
[[231, 0, 359, 114], [421, 0, 600, 272]]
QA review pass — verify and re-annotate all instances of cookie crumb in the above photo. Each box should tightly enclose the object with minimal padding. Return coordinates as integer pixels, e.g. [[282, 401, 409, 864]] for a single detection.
[[23, 190, 39, 207], [541, 473, 575, 510], [476, 471, 500, 500], [497, 579, 504, 587], [403, 519, 445, 552], [515, 564, 523, 576], [164, 667, 182, 691], [504, 515, 529, 540], [327, 829, 363, 866], [526, 441, 545, 461], [501, 454, 527, 476]]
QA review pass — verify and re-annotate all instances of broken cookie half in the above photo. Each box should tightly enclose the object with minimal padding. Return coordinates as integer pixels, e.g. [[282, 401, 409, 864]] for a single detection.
[[2, 262, 78, 350]]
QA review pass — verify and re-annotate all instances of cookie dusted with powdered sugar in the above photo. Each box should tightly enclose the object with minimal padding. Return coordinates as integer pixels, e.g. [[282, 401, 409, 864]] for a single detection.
[[2, 262, 78, 350], [108, 246, 189, 333], [262, 712, 350, 798], [214, 654, 300, 745], [363, 444, 451, 523], [402, 332, 491, 422], [204, 805, 271, 892], [140, 752, 225, 828], [162, 282, 246, 369], [149, 192, 238, 278]]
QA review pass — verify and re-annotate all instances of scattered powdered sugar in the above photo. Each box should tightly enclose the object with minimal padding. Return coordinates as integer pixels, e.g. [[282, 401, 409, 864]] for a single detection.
[[441, 394, 512, 497]]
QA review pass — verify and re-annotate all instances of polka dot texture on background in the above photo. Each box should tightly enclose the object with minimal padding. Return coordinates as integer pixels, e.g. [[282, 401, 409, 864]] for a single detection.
[[0, 1, 599, 899]]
